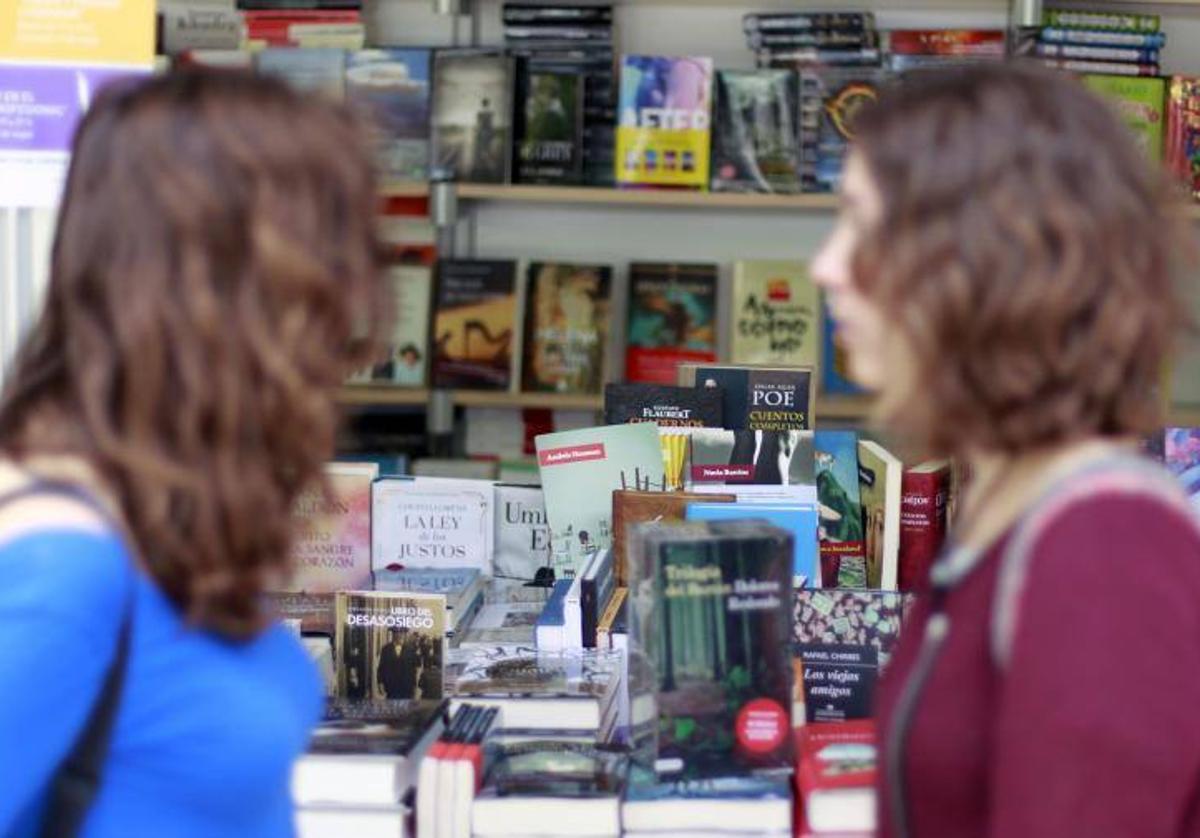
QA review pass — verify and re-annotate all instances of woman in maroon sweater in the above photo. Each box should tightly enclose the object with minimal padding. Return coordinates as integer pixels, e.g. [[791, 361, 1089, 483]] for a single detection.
[[811, 63, 1200, 837]]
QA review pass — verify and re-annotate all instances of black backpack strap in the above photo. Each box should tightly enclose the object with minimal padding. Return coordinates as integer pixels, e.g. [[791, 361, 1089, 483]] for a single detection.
[[0, 479, 135, 838]]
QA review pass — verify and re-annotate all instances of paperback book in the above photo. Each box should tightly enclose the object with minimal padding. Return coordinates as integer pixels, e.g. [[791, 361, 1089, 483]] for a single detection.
[[799, 67, 885, 192], [358, 263, 432, 386], [710, 70, 801, 194], [335, 591, 447, 701], [1081, 74, 1166, 161], [686, 428, 816, 489], [678, 364, 814, 431], [603, 383, 724, 428], [345, 49, 431, 183], [371, 477, 494, 573], [857, 439, 901, 590], [616, 55, 714, 189], [625, 263, 718, 385], [493, 483, 556, 601], [815, 431, 867, 587], [514, 70, 585, 184], [730, 261, 819, 368], [521, 262, 611, 394], [283, 463, 377, 594], [431, 51, 515, 182], [432, 259, 518, 390]]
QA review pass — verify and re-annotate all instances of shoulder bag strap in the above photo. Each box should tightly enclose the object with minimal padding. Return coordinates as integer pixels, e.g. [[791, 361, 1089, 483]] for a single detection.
[[0, 479, 135, 838]]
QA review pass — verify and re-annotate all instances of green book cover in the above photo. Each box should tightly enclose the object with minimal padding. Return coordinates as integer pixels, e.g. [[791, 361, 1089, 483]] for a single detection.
[[1082, 74, 1166, 162], [731, 261, 820, 368], [535, 423, 665, 579]]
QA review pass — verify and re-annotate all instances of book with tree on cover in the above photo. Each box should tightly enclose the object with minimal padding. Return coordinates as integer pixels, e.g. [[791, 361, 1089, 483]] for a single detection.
[[432, 259, 518, 390], [731, 261, 820, 367], [521, 262, 611, 394], [625, 263, 718, 385], [283, 463, 377, 593]]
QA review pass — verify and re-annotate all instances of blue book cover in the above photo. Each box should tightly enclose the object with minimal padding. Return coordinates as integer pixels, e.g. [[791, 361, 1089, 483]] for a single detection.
[[536, 578, 572, 630], [685, 502, 819, 589], [1165, 428, 1200, 518], [814, 430, 866, 587], [346, 49, 432, 183], [820, 299, 864, 396], [374, 567, 481, 596]]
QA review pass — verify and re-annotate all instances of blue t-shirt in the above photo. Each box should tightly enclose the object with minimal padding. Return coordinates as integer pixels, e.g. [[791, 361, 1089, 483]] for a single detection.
[[0, 529, 322, 837]]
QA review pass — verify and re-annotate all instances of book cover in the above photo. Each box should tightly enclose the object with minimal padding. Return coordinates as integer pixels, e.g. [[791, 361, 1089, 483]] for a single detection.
[[432, 259, 518, 390], [1035, 42, 1159, 63], [580, 547, 616, 648], [748, 30, 876, 49], [284, 463, 377, 593], [267, 591, 335, 635], [1041, 27, 1166, 48], [255, 47, 346, 98], [799, 67, 885, 193], [457, 600, 544, 648], [160, 4, 242, 54], [710, 70, 801, 194], [374, 566, 482, 600], [1081, 74, 1166, 161], [679, 364, 815, 431], [493, 483, 556, 602], [611, 488, 736, 586], [346, 49, 431, 184], [898, 461, 950, 590], [743, 12, 875, 33], [616, 55, 714, 190], [1043, 8, 1160, 32], [857, 439, 901, 590], [795, 720, 876, 834], [504, 4, 614, 25], [431, 51, 514, 183], [603, 384, 724, 428], [521, 262, 611, 394], [536, 578, 573, 650], [623, 767, 793, 833], [645, 521, 793, 779], [514, 70, 585, 184], [535, 423, 665, 579], [1166, 77, 1200, 201], [762, 47, 883, 69], [815, 431, 866, 588], [686, 428, 816, 488], [686, 502, 819, 589], [358, 263, 432, 387], [1164, 428, 1200, 515], [731, 261, 819, 367], [625, 263, 718, 384], [372, 478, 494, 573], [335, 591, 447, 701], [1041, 59, 1160, 77], [447, 649, 618, 703]]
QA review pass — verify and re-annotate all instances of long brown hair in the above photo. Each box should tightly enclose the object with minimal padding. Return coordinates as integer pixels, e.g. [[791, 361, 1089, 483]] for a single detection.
[[0, 70, 385, 639], [850, 62, 1190, 458]]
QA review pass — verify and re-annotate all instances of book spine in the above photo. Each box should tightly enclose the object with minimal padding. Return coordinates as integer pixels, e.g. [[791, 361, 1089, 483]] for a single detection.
[[744, 12, 874, 34], [898, 471, 948, 590], [749, 30, 875, 49], [886, 29, 1006, 56], [504, 25, 612, 42], [1035, 42, 1158, 63], [762, 47, 882, 67], [1041, 58, 1160, 76], [1039, 27, 1165, 48], [503, 7, 614, 25], [1043, 9, 1160, 33]]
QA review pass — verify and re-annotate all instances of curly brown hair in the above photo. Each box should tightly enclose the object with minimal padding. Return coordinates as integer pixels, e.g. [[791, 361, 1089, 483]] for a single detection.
[[0, 70, 386, 639], [850, 61, 1191, 458]]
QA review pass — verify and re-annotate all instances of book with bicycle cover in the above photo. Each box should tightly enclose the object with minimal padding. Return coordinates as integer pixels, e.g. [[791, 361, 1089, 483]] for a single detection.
[[432, 259, 518, 390]]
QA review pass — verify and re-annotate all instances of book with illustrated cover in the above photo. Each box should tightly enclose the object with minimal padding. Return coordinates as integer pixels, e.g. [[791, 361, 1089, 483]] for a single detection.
[[335, 591, 447, 702], [356, 263, 432, 387], [639, 521, 793, 779], [731, 261, 819, 367], [283, 463, 377, 594], [678, 364, 815, 431], [799, 67, 885, 193], [514, 70, 585, 184], [372, 477, 494, 573], [1081, 74, 1166, 162], [243, 11, 364, 49], [857, 439, 901, 590], [345, 49, 431, 184], [432, 259, 518, 390], [710, 70, 800, 194], [616, 55, 714, 190], [815, 431, 866, 587], [493, 483, 555, 602], [431, 51, 514, 183], [535, 423, 665, 579], [603, 383, 724, 428], [521, 262, 611, 394], [611, 489, 736, 586], [625, 263, 718, 385], [1165, 428, 1200, 515], [687, 501, 820, 589], [886, 29, 1005, 56], [255, 47, 346, 98]]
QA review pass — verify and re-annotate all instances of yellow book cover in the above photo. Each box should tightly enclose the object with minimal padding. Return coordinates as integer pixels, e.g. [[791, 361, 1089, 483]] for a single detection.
[[731, 260, 820, 367], [616, 55, 713, 190]]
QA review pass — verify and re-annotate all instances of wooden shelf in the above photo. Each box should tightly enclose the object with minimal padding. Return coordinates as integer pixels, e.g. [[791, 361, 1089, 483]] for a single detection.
[[455, 183, 840, 211], [379, 182, 429, 199], [339, 386, 431, 406]]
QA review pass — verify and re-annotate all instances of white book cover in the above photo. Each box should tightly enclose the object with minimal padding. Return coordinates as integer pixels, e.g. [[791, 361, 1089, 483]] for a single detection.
[[372, 478, 495, 573]]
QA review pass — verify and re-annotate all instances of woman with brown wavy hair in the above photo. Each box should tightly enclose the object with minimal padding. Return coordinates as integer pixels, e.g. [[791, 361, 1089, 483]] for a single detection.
[[0, 70, 383, 835], [812, 62, 1200, 837]]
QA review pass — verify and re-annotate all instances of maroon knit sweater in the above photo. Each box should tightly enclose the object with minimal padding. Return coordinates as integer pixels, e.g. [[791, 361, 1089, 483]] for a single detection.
[[875, 479, 1200, 838]]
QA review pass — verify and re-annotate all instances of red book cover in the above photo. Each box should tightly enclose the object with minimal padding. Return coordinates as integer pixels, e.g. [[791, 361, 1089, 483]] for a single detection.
[[898, 462, 950, 590], [795, 720, 877, 797], [888, 29, 1006, 56], [243, 9, 361, 45]]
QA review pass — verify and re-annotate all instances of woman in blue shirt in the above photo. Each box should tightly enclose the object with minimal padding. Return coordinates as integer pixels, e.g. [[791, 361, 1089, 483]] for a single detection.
[[0, 70, 385, 836]]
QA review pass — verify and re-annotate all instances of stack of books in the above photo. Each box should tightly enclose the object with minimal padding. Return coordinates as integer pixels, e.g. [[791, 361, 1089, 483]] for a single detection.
[[884, 29, 1006, 75], [747, 12, 881, 70], [795, 721, 877, 837], [1036, 8, 1164, 77]]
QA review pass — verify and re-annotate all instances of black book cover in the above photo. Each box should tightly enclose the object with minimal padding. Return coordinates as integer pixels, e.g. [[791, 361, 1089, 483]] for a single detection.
[[504, 24, 613, 42], [711, 70, 801, 194], [431, 51, 514, 183], [503, 4, 614, 25], [681, 365, 814, 431], [743, 12, 875, 34], [514, 69, 585, 184], [748, 29, 877, 49], [798, 66, 885, 193], [604, 383, 724, 427], [432, 260, 518, 390], [579, 549, 615, 648]]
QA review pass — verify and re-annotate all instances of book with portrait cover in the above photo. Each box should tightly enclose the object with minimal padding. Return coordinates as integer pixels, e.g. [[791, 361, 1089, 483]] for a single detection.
[[603, 383, 724, 428], [335, 591, 447, 702], [514, 69, 585, 184], [678, 364, 814, 431], [711, 70, 801, 194], [521, 262, 611, 394], [616, 55, 714, 190], [432, 259, 518, 390], [625, 263, 718, 385], [372, 477, 494, 573], [731, 261, 819, 367], [535, 423, 665, 579], [346, 49, 432, 184], [815, 431, 866, 588], [431, 50, 515, 183], [354, 263, 432, 387], [283, 462, 377, 594]]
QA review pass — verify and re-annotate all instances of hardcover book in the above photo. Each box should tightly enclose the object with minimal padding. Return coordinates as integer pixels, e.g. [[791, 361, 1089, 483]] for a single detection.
[[432, 259, 518, 390], [678, 364, 815, 431], [611, 488, 736, 585], [335, 591, 447, 701], [857, 439, 901, 590], [625, 263, 718, 385], [372, 477, 494, 573], [815, 431, 867, 587], [898, 461, 950, 590], [358, 263, 432, 386], [345, 49, 431, 183], [641, 521, 794, 779], [535, 422, 665, 579], [256, 47, 346, 98], [710, 70, 801, 194], [521, 262, 611, 394], [1081, 74, 1166, 162], [283, 463, 377, 594], [514, 70, 585, 184], [730, 261, 820, 367], [616, 55, 714, 190], [798, 67, 885, 192], [431, 51, 515, 183], [603, 383, 724, 428], [493, 483, 556, 602]]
